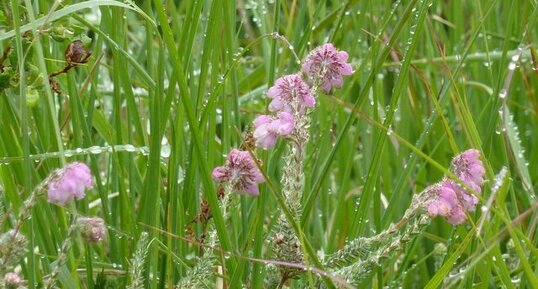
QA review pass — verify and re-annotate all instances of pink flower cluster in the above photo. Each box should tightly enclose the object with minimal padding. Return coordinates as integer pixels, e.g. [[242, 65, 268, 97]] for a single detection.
[[212, 43, 352, 194], [452, 149, 485, 194], [267, 74, 315, 113], [253, 43, 352, 150], [254, 74, 310, 150], [427, 149, 486, 225], [47, 162, 93, 205], [212, 149, 265, 196], [301, 43, 353, 93]]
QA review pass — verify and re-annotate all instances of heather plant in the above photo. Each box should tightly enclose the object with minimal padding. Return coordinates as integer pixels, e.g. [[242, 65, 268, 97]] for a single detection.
[[1, 0, 538, 288]]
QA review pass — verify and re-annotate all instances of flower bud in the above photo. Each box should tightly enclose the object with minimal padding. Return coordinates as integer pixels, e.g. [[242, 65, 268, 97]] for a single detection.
[[65, 40, 91, 65], [212, 149, 265, 196], [77, 217, 106, 243]]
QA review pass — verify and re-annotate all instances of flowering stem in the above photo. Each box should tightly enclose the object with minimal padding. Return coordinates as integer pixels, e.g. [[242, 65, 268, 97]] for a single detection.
[[0, 181, 47, 272], [43, 218, 78, 289], [331, 215, 431, 286], [282, 141, 305, 216], [220, 184, 234, 221], [281, 82, 319, 216], [324, 194, 422, 268]]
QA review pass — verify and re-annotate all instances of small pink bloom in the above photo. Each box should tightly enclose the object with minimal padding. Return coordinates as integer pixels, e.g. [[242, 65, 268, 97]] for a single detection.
[[211, 149, 265, 196], [47, 162, 93, 205], [253, 115, 278, 149], [449, 149, 484, 212], [301, 43, 353, 93], [452, 149, 485, 193], [445, 205, 467, 225], [267, 74, 315, 113], [427, 181, 468, 225], [272, 112, 294, 135], [211, 166, 228, 182], [253, 112, 294, 150], [427, 149, 486, 225]]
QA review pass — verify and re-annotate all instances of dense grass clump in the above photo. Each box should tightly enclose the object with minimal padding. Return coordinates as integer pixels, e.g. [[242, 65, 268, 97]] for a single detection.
[[1, 0, 538, 288]]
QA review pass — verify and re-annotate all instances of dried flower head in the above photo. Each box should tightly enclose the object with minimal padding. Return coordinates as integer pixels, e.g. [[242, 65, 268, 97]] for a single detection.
[[267, 74, 315, 113], [301, 43, 353, 93], [77, 217, 106, 243], [65, 40, 91, 65], [253, 112, 294, 150], [212, 149, 265, 196], [47, 162, 93, 205]]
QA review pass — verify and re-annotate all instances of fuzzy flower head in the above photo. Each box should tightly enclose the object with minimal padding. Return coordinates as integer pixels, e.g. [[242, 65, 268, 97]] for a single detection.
[[253, 112, 294, 150], [425, 149, 486, 225], [267, 74, 315, 113], [77, 217, 107, 243], [301, 43, 353, 93], [47, 162, 93, 205], [451, 149, 485, 193], [426, 180, 468, 225], [212, 149, 265, 196]]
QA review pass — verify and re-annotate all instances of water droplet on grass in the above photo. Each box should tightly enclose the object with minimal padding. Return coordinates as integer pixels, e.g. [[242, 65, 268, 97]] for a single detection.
[[499, 89, 507, 99]]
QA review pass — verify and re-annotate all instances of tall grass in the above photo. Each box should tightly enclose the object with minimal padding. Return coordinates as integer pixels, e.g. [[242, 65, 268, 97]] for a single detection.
[[0, 0, 537, 288]]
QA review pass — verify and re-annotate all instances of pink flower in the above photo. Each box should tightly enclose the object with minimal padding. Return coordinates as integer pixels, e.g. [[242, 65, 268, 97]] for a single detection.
[[47, 162, 93, 205], [452, 149, 485, 193], [426, 149, 485, 225], [211, 149, 265, 196], [427, 180, 468, 225], [267, 74, 315, 113], [253, 112, 294, 150], [301, 43, 353, 93]]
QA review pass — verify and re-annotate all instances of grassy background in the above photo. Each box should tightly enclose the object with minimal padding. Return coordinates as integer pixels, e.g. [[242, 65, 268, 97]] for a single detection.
[[1, 0, 537, 288]]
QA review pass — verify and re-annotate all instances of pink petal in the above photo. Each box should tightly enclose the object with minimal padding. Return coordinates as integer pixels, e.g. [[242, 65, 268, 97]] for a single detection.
[[461, 192, 479, 211], [301, 62, 312, 74], [243, 182, 260, 196], [253, 115, 272, 127], [447, 207, 467, 225], [48, 185, 71, 205], [321, 81, 332, 93], [268, 98, 286, 112], [341, 63, 353, 75], [330, 77, 344, 88], [274, 112, 294, 135], [302, 94, 316, 108], [212, 166, 229, 182], [251, 170, 265, 183], [254, 125, 277, 150], [267, 86, 280, 99], [337, 51, 349, 62]]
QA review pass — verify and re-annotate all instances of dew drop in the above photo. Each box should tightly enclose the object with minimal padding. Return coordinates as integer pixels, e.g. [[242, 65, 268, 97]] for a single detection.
[[499, 89, 507, 99]]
